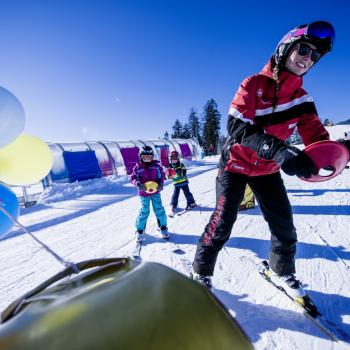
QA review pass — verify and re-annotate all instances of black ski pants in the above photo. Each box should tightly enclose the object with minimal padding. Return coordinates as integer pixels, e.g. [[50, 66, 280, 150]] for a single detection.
[[193, 169, 297, 276], [170, 184, 195, 208]]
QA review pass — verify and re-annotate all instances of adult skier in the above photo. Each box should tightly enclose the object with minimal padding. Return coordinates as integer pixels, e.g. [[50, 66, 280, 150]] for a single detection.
[[191, 21, 336, 299]]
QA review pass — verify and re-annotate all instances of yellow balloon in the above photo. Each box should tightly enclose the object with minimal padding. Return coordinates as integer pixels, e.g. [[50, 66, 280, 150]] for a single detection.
[[0, 134, 53, 185], [144, 181, 158, 194]]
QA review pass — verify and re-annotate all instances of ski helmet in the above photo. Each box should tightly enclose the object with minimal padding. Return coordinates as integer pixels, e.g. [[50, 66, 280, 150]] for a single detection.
[[139, 145, 154, 161], [170, 150, 180, 161], [274, 21, 335, 67]]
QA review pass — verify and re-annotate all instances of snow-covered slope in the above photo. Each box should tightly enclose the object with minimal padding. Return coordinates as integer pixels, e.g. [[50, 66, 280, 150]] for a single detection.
[[0, 127, 349, 349]]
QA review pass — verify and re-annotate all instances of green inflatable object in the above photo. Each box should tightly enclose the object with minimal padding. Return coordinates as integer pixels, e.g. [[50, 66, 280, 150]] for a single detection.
[[0, 258, 252, 350]]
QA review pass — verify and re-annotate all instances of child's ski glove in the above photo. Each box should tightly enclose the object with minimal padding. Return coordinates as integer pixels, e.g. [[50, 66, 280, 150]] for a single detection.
[[136, 181, 146, 191]]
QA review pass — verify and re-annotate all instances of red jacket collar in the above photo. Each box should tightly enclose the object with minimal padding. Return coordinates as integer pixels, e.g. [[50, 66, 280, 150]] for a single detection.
[[260, 58, 303, 97]]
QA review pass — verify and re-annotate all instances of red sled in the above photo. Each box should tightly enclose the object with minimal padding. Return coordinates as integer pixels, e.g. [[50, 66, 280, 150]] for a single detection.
[[299, 140, 350, 182]]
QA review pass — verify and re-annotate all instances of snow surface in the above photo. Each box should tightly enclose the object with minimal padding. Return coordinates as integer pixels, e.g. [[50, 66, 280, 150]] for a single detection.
[[1, 126, 350, 349]]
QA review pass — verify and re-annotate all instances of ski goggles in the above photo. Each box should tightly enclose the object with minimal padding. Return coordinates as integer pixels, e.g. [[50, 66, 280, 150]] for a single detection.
[[296, 43, 322, 62], [304, 21, 335, 43], [141, 154, 154, 160], [292, 21, 335, 52]]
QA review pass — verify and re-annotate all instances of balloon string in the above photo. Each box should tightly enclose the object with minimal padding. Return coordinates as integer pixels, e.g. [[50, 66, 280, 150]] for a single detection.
[[0, 205, 79, 274]]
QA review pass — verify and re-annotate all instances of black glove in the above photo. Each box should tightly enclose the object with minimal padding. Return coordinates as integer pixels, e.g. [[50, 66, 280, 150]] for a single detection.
[[157, 183, 164, 192], [136, 181, 146, 191], [337, 139, 350, 153], [274, 145, 318, 178]]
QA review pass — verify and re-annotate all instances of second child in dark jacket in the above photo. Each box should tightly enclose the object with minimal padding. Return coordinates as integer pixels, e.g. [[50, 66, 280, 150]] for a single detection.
[[166, 151, 196, 214]]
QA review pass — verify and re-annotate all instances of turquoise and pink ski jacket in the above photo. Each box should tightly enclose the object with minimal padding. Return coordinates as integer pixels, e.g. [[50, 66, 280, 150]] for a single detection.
[[131, 160, 165, 197]]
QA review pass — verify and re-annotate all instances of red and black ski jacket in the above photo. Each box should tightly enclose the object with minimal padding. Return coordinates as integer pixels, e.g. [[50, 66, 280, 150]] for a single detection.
[[222, 58, 329, 176]]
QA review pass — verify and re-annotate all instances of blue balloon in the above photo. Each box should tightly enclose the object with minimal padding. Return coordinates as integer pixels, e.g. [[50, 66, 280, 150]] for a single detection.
[[0, 183, 20, 238], [0, 86, 26, 148]]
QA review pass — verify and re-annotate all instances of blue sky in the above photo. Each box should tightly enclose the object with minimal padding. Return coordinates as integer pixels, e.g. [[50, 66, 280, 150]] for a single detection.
[[0, 0, 349, 142]]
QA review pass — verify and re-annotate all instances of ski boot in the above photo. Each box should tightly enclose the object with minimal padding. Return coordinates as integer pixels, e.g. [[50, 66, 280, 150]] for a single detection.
[[269, 271, 306, 298], [262, 261, 319, 317], [135, 229, 144, 243], [160, 226, 169, 239], [185, 202, 197, 210], [190, 272, 212, 290], [169, 206, 177, 217]]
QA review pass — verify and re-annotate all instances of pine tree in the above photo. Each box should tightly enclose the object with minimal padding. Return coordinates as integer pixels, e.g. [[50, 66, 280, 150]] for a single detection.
[[187, 108, 202, 145], [182, 122, 191, 138], [202, 99, 221, 151], [164, 131, 169, 140], [171, 119, 183, 138]]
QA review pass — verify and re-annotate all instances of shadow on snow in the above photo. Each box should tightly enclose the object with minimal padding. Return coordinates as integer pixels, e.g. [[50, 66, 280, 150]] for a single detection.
[[215, 289, 350, 343], [225, 236, 350, 265]]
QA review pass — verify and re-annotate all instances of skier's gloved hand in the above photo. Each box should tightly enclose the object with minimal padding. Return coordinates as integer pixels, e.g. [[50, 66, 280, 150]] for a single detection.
[[136, 181, 146, 191], [274, 145, 318, 178], [157, 183, 164, 192]]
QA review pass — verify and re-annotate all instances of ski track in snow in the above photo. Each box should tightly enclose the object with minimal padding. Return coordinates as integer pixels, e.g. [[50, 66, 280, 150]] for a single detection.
[[0, 152, 349, 349]]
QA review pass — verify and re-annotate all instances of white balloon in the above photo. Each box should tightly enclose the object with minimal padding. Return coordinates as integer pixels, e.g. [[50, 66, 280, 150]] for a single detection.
[[0, 87, 25, 148]]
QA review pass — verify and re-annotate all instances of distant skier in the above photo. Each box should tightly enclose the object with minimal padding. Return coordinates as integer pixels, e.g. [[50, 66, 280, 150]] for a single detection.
[[191, 21, 336, 298], [131, 146, 168, 241], [208, 144, 215, 156], [166, 151, 196, 216], [338, 132, 350, 168]]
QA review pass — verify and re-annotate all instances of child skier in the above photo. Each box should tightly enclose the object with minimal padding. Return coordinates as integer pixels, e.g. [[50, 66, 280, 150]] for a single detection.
[[131, 146, 168, 241], [166, 151, 196, 216]]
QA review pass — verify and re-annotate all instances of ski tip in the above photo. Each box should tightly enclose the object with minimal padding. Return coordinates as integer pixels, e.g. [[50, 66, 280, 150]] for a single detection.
[[172, 248, 185, 255], [131, 255, 142, 262], [262, 260, 269, 268]]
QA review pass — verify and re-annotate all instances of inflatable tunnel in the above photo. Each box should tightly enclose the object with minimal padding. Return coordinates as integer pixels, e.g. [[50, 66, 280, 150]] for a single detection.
[[0, 258, 252, 350]]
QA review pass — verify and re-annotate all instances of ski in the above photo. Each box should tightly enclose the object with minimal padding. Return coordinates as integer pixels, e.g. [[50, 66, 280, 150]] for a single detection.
[[169, 204, 200, 218], [176, 204, 199, 217], [157, 227, 186, 255], [161, 234, 193, 277], [176, 209, 191, 216], [131, 239, 143, 260], [258, 260, 345, 342], [163, 237, 185, 255], [168, 209, 177, 218]]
